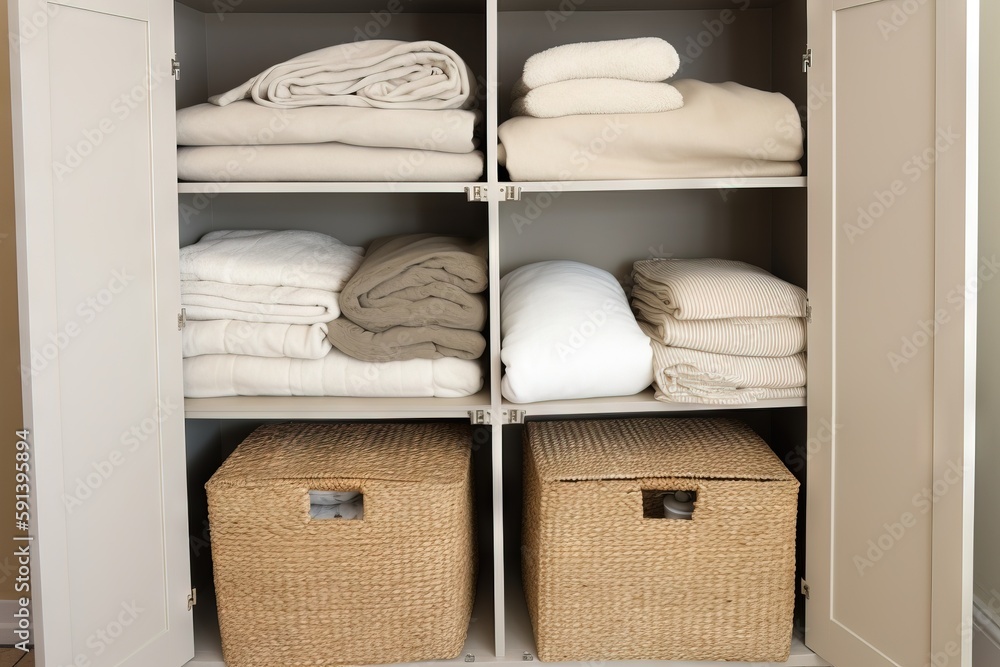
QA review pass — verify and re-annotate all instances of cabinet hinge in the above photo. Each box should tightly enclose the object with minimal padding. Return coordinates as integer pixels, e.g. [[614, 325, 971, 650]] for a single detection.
[[172, 57, 181, 81], [465, 185, 488, 203], [801, 47, 812, 73], [468, 409, 491, 425], [187, 588, 197, 611], [500, 186, 522, 202], [178, 308, 187, 330], [805, 302, 813, 324], [800, 579, 810, 599], [505, 409, 526, 425]]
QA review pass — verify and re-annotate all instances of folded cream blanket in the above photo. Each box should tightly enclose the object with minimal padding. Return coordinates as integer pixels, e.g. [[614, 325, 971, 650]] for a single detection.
[[632, 258, 807, 319], [177, 145, 485, 183], [182, 320, 332, 359], [182, 349, 484, 398], [327, 319, 486, 362], [181, 281, 342, 324], [180, 230, 363, 292], [210, 40, 476, 110], [177, 101, 480, 153], [498, 80, 803, 181], [517, 38, 680, 91], [338, 234, 488, 332], [511, 79, 683, 118]]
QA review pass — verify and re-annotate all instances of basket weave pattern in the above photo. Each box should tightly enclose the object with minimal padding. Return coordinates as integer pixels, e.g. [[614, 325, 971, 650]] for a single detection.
[[206, 422, 477, 667], [522, 418, 799, 663]]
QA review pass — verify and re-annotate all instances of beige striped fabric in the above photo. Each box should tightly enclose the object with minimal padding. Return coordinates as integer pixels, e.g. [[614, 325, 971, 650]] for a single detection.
[[632, 290, 807, 357], [632, 258, 807, 320]]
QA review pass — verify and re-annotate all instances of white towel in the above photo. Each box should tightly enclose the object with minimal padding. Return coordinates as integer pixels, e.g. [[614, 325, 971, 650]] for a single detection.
[[182, 349, 484, 398], [498, 79, 803, 181], [511, 79, 684, 118], [177, 101, 481, 154], [177, 145, 486, 183], [517, 38, 680, 91], [632, 258, 807, 320], [180, 230, 364, 293], [181, 281, 343, 325], [210, 40, 476, 110], [182, 320, 333, 359]]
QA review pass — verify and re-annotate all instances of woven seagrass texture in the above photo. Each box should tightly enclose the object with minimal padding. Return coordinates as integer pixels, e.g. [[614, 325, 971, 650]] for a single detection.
[[207, 422, 477, 667], [522, 418, 799, 663]]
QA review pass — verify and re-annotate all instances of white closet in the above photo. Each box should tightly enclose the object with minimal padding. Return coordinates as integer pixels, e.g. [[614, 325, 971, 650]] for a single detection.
[[8, 0, 978, 666]]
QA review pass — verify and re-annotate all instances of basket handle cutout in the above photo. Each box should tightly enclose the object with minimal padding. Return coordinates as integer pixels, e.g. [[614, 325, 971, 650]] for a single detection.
[[642, 489, 697, 520], [308, 490, 364, 521]]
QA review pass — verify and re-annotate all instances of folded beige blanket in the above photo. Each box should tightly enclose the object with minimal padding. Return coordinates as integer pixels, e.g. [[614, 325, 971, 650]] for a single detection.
[[327, 319, 486, 362], [177, 101, 480, 153], [177, 145, 485, 182], [517, 38, 680, 91], [210, 40, 476, 110], [498, 80, 803, 181], [511, 79, 683, 118], [632, 258, 808, 320], [338, 234, 488, 332]]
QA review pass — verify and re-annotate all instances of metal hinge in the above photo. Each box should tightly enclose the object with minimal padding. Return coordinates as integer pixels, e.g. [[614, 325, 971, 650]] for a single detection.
[[468, 410, 491, 425], [172, 57, 181, 81], [505, 409, 526, 425], [500, 186, 522, 202], [178, 308, 187, 330], [187, 588, 197, 611], [805, 301, 813, 324], [802, 47, 812, 73], [800, 579, 810, 599], [465, 185, 488, 202]]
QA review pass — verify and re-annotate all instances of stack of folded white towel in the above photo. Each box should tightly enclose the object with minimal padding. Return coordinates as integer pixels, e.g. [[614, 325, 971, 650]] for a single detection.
[[498, 38, 803, 181], [631, 258, 808, 405], [177, 40, 485, 183]]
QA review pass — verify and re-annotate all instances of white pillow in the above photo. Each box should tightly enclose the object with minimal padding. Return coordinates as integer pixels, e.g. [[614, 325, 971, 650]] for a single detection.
[[501, 260, 653, 403]]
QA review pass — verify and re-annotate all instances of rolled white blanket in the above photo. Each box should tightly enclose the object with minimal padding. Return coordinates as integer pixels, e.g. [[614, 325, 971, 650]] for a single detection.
[[498, 80, 803, 181], [181, 281, 343, 325], [180, 230, 363, 293], [517, 38, 680, 91], [632, 258, 807, 320], [182, 349, 484, 398], [177, 101, 481, 154], [511, 79, 683, 118], [177, 145, 486, 183], [209, 40, 476, 110], [182, 320, 333, 359]]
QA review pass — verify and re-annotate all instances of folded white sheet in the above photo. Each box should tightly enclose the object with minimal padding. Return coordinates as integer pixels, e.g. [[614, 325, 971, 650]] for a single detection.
[[517, 38, 680, 91], [181, 281, 342, 324], [182, 320, 333, 359], [210, 40, 476, 110], [498, 80, 803, 181], [177, 145, 486, 183], [632, 258, 808, 320], [177, 101, 480, 153], [182, 349, 484, 398], [501, 260, 653, 404], [511, 79, 683, 118]]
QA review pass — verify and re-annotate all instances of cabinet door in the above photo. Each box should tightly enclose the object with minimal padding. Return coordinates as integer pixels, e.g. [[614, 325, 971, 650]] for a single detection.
[[807, 1, 977, 666], [10, 1, 193, 666]]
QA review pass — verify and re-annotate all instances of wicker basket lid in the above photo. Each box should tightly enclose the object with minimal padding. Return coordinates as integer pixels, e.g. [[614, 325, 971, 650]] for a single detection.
[[208, 422, 472, 487], [525, 418, 796, 483]]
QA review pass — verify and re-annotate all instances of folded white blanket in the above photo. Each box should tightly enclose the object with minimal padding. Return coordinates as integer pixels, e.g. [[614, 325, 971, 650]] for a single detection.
[[181, 281, 342, 324], [511, 79, 683, 118], [182, 320, 333, 359], [643, 324, 807, 405], [210, 40, 476, 110], [498, 80, 803, 181], [180, 230, 363, 292], [309, 491, 363, 520], [183, 349, 484, 398], [177, 145, 485, 183], [632, 258, 808, 320], [517, 38, 680, 91], [177, 101, 480, 153]]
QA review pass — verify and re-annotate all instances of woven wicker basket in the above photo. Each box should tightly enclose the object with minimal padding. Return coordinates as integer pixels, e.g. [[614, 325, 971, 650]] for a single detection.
[[522, 418, 799, 663], [206, 422, 477, 667]]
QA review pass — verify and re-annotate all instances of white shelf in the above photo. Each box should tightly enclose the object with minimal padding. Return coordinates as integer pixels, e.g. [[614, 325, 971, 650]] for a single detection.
[[178, 181, 483, 195], [500, 0, 787, 9], [185, 390, 492, 420], [176, 0, 485, 12], [502, 389, 805, 418], [503, 177, 806, 195]]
